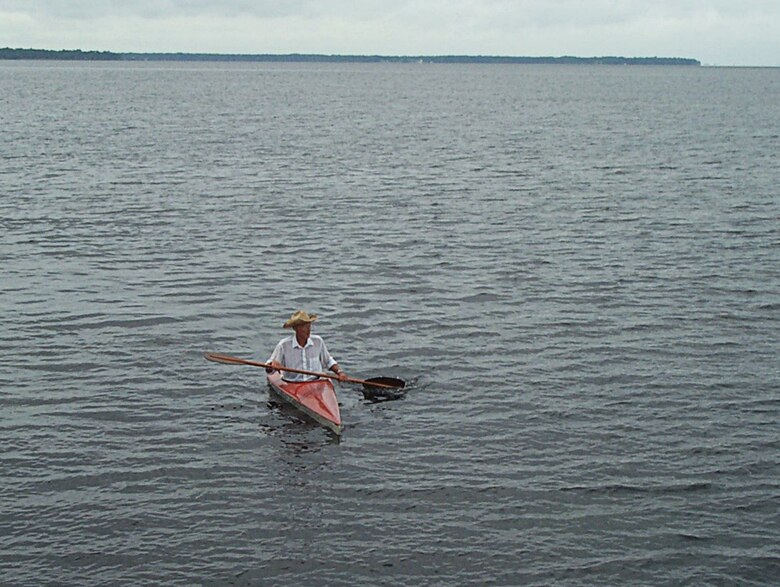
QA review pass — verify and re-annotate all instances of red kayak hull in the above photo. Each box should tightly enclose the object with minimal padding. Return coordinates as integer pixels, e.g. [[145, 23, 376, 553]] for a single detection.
[[266, 371, 343, 435]]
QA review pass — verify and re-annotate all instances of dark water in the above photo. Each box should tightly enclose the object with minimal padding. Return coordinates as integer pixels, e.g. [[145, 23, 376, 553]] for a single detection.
[[1, 61, 779, 586]]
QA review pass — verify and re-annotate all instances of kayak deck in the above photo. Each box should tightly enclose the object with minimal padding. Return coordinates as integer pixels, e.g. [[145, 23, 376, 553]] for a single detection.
[[266, 371, 342, 435]]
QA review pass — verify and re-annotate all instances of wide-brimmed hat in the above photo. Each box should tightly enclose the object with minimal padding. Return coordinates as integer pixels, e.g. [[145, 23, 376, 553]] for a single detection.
[[283, 310, 318, 329]]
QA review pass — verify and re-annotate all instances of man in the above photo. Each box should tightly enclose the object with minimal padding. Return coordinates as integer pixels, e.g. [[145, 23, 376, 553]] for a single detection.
[[267, 310, 349, 382]]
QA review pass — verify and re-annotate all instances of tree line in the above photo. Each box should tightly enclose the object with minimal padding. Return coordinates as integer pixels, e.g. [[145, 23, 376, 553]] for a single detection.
[[0, 48, 701, 66]]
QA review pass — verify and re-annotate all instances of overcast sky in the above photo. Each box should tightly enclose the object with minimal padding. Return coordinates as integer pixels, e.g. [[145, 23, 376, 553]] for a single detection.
[[1, 0, 778, 66]]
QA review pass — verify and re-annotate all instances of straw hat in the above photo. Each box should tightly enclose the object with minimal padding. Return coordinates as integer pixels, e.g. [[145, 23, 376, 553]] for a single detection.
[[283, 310, 318, 329]]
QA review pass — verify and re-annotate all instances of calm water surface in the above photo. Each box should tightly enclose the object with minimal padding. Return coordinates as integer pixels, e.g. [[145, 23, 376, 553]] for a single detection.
[[1, 61, 779, 586]]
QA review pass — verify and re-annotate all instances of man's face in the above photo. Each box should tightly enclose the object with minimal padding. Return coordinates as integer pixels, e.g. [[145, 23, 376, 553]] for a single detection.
[[294, 322, 311, 339]]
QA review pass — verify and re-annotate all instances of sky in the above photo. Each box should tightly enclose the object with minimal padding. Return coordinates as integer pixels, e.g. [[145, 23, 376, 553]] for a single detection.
[[1, 0, 778, 66]]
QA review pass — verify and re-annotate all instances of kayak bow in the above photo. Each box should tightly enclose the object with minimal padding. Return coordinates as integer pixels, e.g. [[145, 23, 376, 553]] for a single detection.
[[266, 371, 343, 435]]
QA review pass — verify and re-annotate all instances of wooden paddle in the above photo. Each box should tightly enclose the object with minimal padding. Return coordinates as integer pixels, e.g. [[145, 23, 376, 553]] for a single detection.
[[204, 352, 404, 389]]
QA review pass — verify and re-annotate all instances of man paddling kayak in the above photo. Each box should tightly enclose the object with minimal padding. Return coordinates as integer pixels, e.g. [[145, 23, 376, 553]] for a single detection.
[[267, 310, 349, 383]]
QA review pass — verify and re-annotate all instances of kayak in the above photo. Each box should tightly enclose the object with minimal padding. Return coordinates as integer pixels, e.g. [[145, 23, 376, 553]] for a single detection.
[[266, 371, 343, 435]]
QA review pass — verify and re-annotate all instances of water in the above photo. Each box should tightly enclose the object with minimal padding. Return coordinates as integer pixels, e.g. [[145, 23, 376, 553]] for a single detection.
[[1, 61, 779, 586]]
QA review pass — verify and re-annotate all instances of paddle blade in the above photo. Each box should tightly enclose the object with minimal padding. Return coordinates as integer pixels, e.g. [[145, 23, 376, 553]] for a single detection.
[[361, 377, 407, 401], [203, 352, 265, 367], [205, 352, 236, 364], [362, 376, 405, 390]]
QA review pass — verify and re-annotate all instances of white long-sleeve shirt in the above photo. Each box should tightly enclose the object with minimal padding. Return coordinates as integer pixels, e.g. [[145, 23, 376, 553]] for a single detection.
[[267, 334, 337, 382]]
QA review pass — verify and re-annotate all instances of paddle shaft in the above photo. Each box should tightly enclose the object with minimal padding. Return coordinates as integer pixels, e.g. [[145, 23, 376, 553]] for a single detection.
[[204, 352, 400, 389]]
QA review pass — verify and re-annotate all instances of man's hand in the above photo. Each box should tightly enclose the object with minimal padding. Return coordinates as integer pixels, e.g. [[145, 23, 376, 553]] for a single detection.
[[332, 366, 348, 382], [266, 360, 283, 373]]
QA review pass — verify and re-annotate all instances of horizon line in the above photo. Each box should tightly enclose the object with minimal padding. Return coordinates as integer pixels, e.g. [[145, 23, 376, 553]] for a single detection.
[[1, 47, 702, 65]]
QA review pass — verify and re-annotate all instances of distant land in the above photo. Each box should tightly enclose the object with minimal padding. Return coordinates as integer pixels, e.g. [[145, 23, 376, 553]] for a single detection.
[[0, 48, 701, 66]]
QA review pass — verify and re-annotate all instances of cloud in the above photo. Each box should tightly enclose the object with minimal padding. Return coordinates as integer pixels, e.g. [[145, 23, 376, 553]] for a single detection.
[[0, 0, 292, 19], [4, 0, 777, 23], [0, 0, 415, 20]]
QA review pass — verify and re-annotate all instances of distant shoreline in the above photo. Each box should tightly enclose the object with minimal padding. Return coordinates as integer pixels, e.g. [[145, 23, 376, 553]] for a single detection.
[[0, 48, 701, 66]]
